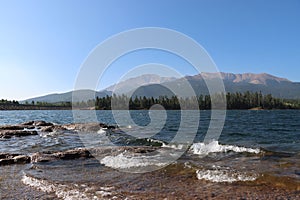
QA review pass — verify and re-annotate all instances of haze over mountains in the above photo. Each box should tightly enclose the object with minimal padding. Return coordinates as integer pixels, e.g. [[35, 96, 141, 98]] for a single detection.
[[107, 74, 177, 94], [22, 72, 300, 103]]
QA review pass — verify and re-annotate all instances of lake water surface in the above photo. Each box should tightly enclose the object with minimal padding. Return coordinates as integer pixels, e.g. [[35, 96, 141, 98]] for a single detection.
[[0, 110, 299, 199]]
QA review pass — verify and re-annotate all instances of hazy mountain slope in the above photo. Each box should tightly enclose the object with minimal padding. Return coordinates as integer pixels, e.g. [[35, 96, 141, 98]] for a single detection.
[[21, 90, 112, 103], [130, 73, 300, 99], [106, 74, 177, 94]]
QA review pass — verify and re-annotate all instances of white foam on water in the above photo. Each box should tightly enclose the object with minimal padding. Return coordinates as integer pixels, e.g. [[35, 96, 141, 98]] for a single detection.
[[24, 127, 40, 132], [162, 143, 184, 150], [190, 140, 260, 155], [146, 138, 165, 145], [97, 128, 106, 134], [100, 152, 167, 169], [196, 168, 257, 183], [22, 174, 115, 200]]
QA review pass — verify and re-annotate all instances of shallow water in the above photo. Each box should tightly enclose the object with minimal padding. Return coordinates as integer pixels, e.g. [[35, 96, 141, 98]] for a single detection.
[[0, 110, 299, 199]]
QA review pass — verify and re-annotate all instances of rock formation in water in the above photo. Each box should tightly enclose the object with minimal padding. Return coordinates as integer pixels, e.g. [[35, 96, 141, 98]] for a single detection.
[[0, 121, 120, 166]]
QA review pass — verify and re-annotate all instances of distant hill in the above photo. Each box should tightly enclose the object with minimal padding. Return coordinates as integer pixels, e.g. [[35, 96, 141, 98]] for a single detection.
[[21, 89, 112, 103]]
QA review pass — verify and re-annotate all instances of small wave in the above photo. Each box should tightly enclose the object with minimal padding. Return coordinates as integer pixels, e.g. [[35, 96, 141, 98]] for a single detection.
[[22, 174, 115, 200], [22, 174, 90, 200], [162, 143, 184, 150], [38, 131, 60, 138], [146, 138, 165, 146], [190, 141, 260, 155], [100, 152, 167, 169], [196, 167, 257, 183]]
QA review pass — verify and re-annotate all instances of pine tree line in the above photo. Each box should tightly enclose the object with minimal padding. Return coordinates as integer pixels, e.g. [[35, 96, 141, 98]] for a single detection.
[[0, 99, 19, 105], [72, 91, 300, 110]]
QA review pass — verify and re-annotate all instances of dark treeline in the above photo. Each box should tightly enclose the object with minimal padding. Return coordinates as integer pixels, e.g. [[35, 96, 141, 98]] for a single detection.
[[72, 91, 300, 110], [0, 99, 71, 110], [2, 91, 300, 110], [0, 99, 19, 105], [23, 100, 71, 107]]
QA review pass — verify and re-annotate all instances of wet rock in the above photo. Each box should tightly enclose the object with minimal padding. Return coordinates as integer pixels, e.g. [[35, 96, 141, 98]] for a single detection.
[[0, 146, 160, 166], [31, 149, 94, 163], [0, 125, 25, 130], [0, 153, 31, 165], [25, 125, 36, 129], [40, 126, 54, 132], [31, 152, 55, 163], [14, 155, 31, 164], [0, 158, 15, 165], [33, 121, 54, 126], [63, 123, 102, 132], [21, 121, 34, 126], [40, 125, 67, 132], [0, 130, 38, 138], [54, 148, 93, 160], [0, 153, 20, 159], [101, 124, 117, 129], [63, 123, 116, 132]]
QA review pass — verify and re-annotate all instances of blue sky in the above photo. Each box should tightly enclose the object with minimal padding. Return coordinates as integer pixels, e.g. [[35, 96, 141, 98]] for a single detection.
[[0, 0, 299, 100]]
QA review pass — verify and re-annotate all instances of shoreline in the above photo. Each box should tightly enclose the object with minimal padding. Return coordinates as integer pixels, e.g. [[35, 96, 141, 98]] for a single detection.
[[1, 105, 300, 111]]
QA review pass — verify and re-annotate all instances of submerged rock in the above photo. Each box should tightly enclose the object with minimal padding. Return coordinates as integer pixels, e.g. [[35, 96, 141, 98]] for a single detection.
[[30, 149, 93, 163], [0, 121, 115, 135], [62, 123, 117, 132], [54, 148, 93, 160], [0, 121, 68, 138], [40, 125, 67, 132], [0, 146, 160, 166], [0, 121, 123, 165], [0, 130, 38, 138]]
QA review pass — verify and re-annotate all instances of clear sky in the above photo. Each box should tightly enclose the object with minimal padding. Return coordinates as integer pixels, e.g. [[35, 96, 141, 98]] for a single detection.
[[0, 0, 299, 100]]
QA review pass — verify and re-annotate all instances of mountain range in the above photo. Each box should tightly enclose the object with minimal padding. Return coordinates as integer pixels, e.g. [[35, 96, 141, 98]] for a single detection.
[[22, 72, 300, 103]]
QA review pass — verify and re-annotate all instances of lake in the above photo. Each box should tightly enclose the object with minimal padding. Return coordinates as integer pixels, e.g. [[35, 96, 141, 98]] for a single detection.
[[0, 110, 299, 199]]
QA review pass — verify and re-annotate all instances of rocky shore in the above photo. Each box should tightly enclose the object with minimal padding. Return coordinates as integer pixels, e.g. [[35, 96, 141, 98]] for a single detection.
[[0, 121, 299, 199]]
